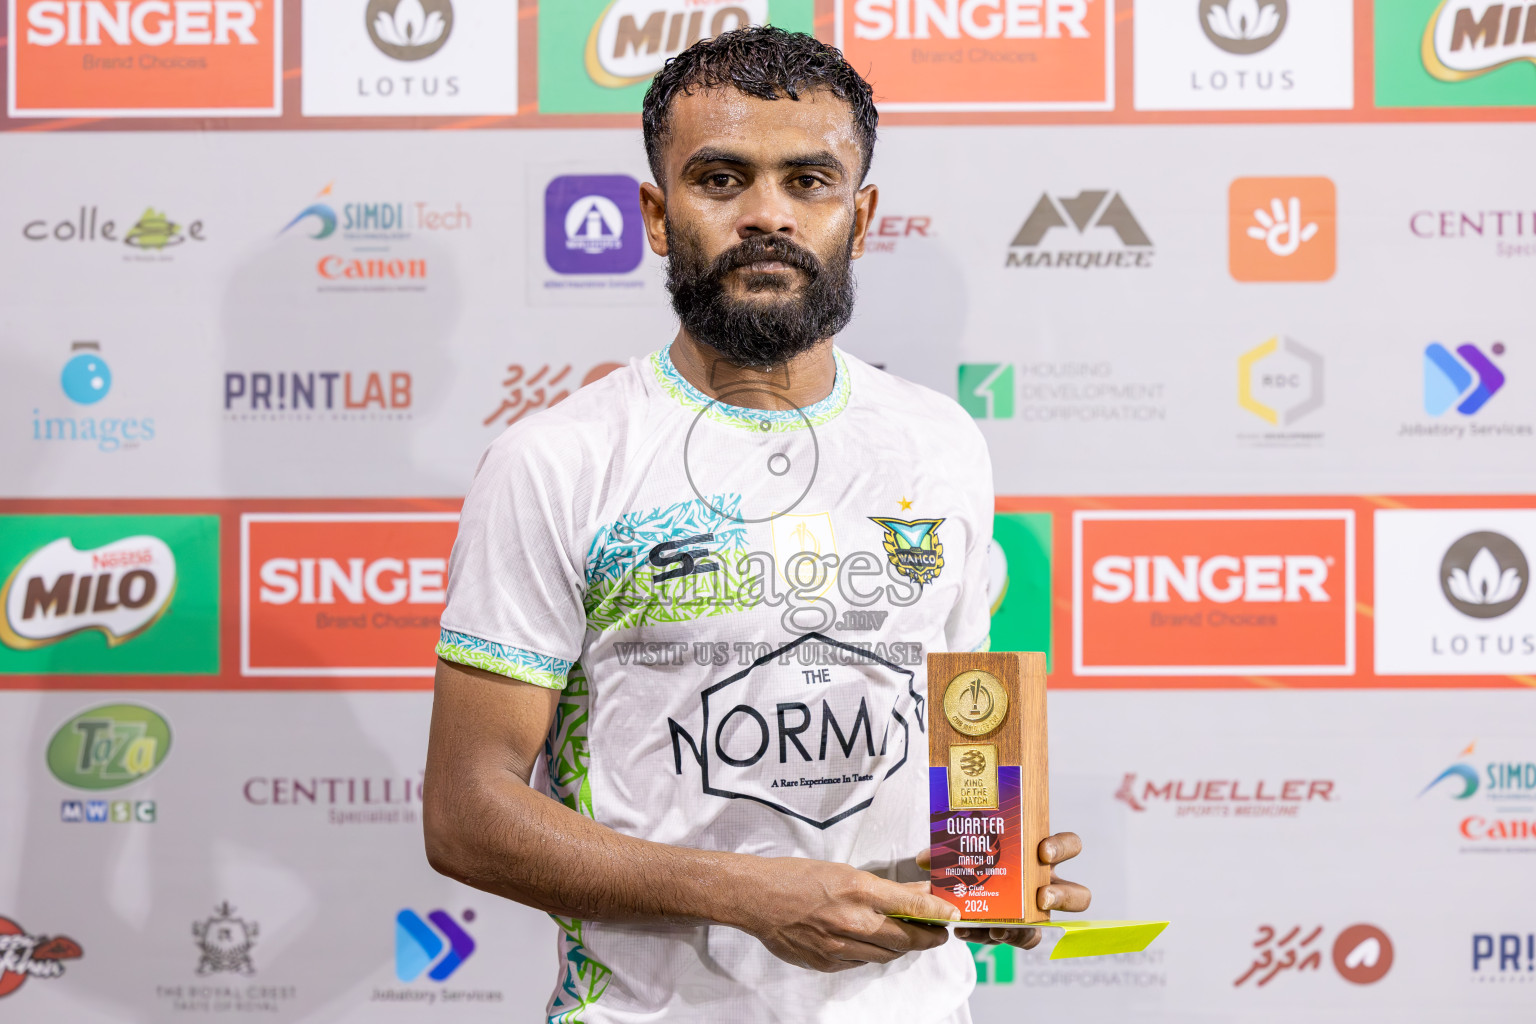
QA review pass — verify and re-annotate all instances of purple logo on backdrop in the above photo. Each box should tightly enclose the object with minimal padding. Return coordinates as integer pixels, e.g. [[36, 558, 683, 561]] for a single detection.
[[544, 175, 643, 275]]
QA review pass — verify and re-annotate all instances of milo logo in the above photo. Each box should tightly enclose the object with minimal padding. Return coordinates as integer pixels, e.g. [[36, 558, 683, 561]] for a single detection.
[[1, 535, 175, 649], [47, 704, 172, 790]]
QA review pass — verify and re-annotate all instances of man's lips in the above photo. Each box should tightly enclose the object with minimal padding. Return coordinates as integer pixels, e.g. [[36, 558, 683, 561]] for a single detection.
[[735, 259, 797, 273]]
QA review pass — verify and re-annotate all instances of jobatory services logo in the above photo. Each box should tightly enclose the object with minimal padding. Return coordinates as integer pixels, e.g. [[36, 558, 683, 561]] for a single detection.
[[31, 342, 158, 453], [1233, 923, 1393, 988], [1375, 510, 1536, 674], [22, 205, 208, 260], [1005, 190, 1154, 269], [958, 361, 1168, 423], [277, 181, 469, 292], [1134, 1, 1354, 111], [835, 0, 1112, 111], [0, 917, 83, 1000], [223, 370, 414, 421], [302, 0, 518, 116], [241, 513, 456, 678], [1115, 771, 1336, 818], [544, 175, 645, 277], [395, 909, 474, 983], [1229, 176, 1336, 281], [538, 0, 810, 113], [0, 514, 219, 675], [1376, 0, 1536, 106], [1237, 335, 1325, 447], [1419, 741, 1536, 848], [1404, 341, 1529, 439], [7, 0, 281, 117], [1073, 509, 1355, 676]]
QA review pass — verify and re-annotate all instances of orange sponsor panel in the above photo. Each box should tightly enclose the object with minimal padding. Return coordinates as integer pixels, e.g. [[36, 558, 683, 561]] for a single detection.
[[834, 0, 1112, 110], [1073, 511, 1355, 676], [9, 0, 281, 117], [241, 514, 458, 677], [1228, 176, 1337, 283]]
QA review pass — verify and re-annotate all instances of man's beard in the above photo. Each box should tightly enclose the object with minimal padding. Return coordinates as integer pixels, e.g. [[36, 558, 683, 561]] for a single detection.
[[664, 221, 857, 370]]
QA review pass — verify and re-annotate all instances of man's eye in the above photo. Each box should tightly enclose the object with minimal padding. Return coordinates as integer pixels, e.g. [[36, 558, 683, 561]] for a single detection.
[[796, 176, 823, 189], [707, 174, 736, 187]]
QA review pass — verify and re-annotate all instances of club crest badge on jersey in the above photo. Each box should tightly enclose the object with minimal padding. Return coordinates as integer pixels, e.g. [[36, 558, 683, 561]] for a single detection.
[[870, 517, 945, 585]]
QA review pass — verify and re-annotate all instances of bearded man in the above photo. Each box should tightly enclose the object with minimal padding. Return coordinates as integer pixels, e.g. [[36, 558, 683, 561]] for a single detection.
[[423, 27, 1088, 1024]]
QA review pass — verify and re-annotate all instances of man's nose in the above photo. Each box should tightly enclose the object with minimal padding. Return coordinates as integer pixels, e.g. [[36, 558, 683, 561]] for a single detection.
[[734, 180, 797, 239]]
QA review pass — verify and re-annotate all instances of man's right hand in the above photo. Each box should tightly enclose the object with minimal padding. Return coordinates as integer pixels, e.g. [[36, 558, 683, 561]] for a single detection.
[[728, 856, 958, 973]]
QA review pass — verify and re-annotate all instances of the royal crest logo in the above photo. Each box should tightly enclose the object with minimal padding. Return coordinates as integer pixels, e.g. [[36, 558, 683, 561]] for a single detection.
[[193, 903, 258, 976], [0, 917, 82, 999], [869, 517, 945, 585]]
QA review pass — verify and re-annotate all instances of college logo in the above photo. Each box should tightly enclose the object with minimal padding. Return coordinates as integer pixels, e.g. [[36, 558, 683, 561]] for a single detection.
[[1201, 0, 1286, 53], [1440, 531, 1527, 618], [1074, 510, 1355, 676], [1234, 923, 1392, 987], [1238, 336, 1324, 427], [1425, 342, 1506, 415], [0, 918, 82, 999], [1006, 190, 1154, 269], [367, 0, 452, 60], [46, 703, 172, 790], [193, 903, 258, 976], [544, 175, 644, 276], [22, 206, 208, 257], [241, 513, 456, 677], [396, 909, 475, 982], [1229, 177, 1335, 281], [8, 0, 280, 117], [835, 0, 1112, 111], [870, 517, 945, 585]]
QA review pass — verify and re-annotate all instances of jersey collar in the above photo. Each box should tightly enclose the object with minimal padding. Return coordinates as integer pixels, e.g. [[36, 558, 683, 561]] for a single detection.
[[649, 345, 852, 433]]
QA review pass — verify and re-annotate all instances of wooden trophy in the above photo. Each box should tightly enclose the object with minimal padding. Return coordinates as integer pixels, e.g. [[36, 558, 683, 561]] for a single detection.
[[927, 651, 1050, 923]]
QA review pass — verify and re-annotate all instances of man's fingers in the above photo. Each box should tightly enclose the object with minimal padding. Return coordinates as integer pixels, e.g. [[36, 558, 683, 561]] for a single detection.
[[955, 927, 1042, 949], [875, 880, 960, 923], [1037, 880, 1092, 913], [826, 937, 907, 966], [915, 848, 931, 871], [1038, 831, 1082, 866], [858, 915, 951, 954]]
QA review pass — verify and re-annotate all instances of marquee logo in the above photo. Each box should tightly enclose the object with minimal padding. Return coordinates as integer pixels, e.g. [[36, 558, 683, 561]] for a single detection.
[[1440, 531, 1528, 618], [1425, 342, 1506, 416], [1424, 2, 1536, 81], [1006, 190, 1154, 269], [8, 0, 281, 117], [46, 703, 172, 790], [1201, 0, 1287, 54], [1074, 509, 1355, 676], [1, 536, 175, 650], [0, 918, 82, 999]]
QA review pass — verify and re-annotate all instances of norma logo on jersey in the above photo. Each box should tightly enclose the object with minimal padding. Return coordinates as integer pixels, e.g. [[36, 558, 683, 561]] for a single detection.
[[9, 0, 282, 117], [1073, 510, 1355, 676], [241, 513, 458, 677]]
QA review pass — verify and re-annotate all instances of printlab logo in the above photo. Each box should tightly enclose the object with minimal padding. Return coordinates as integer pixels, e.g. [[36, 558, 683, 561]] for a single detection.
[[193, 903, 258, 975], [544, 175, 644, 276], [32, 341, 157, 453], [367, 0, 453, 60], [1238, 336, 1324, 440], [1440, 531, 1528, 618], [1006, 191, 1154, 269], [0, 917, 83, 999], [1425, 342, 1506, 416], [223, 370, 414, 421], [1234, 923, 1393, 987], [396, 909, 475, 982], [1473, 932, 1536, 981], [1229, 177, 1335, 281], [1202, 0, 1287, 54]]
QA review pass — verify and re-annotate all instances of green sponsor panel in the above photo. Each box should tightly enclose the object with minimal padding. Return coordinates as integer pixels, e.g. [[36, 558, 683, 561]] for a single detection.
[[0, 514, 219, 674], [1375, 0, 1536, 108], [539, 1, 815, 114], [969, 941, 1016, 984], [47, 703, 172, 790], [989, 512, 1052, 671]]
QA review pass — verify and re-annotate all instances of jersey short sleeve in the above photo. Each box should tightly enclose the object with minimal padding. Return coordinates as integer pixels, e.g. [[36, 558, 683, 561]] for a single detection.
[[435, 430, 587, 690], [944, 415, 996, 655]]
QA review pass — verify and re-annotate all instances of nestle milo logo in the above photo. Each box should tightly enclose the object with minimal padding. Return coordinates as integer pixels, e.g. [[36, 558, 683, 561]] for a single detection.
[[47, 704, 171, 790]]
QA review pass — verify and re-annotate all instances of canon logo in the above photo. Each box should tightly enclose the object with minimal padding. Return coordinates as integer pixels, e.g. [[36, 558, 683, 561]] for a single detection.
[[1091, 554, 1330, 604], [851, 0, 1088, 41], [25, 1, 260, 46], [258, 557, 446, 606]]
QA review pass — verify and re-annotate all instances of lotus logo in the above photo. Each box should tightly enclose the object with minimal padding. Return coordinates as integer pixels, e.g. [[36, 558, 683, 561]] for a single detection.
[[1439, 531, 1528, 619], [1200, 0, 1287, 55], [366, 0, 453, 61]]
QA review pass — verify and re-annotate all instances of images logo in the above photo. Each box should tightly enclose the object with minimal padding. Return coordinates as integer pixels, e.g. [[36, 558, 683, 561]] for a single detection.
[[396, 909, 475, 982], [835, 0, 1112, 111], [193, 903, 258, 976], [1006, 190, 1154, 269], [60, 342, 110, 405], [958, 364, 1015, 419], [1425, 342, 1506, 415], [0, 918, 82, 999], [367, 0, 452, 60], [32, 342, 157, 453], [1229, 177, 1335, 281], [46, 703, 172, 790], [8, 0, 281, 117], [1440, 531, 1528, 618], [1239, 336, 1323, 426], [544, 175, 644, 275], [1202, 0, 1286, 54]]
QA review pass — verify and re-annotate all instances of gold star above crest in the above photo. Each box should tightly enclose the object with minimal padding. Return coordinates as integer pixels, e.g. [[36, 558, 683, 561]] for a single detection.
[[898, 497, 913, 511]]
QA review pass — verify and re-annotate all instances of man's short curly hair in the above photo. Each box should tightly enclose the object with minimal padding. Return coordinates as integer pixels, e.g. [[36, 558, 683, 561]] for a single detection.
[[641, 26, 878, 186]]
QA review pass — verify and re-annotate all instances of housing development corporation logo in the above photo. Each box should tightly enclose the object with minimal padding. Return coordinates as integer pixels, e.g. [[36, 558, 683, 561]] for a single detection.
[[1439, 531, 1528, 618], [1201, 0, 1287, 54], [958, 361, 1168, 423], [1006, 190, 1154, 269], [395, 909, 474, 982], [9, 0, 280, 117], [1419, 741, 1536, 848], [544, 175, 644, 277], [0, 917, 83, 999], [1229, 177, 1335, 281]]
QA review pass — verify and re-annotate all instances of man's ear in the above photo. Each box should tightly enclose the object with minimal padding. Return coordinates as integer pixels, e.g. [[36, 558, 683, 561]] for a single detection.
[[640, 181, 669, 257], [850, 183, 880, 260]]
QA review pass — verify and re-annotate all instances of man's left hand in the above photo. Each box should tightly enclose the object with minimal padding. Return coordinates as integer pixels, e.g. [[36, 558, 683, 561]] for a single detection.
[[917, 831, 1091, 951]]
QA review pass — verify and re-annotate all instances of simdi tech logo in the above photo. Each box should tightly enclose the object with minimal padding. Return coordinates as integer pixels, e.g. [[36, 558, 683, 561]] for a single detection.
[[8, 0, 281, 117], [1420, 741, 1536, 847], [1229, 176, 1335, 282], [277, 181, 468, 291], [0, 514, 219, 675], [302, 0, 520, 117], [1073, 509, 1355, 676], [835, 0, 1112, 111], [241, 513, 457, 677], [538, 0, 812, 114], [1377, 0, 1536, 107]]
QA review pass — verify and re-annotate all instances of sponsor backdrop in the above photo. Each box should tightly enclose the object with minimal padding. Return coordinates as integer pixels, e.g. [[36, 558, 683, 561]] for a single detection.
[[1, 1, 1533, 1022]]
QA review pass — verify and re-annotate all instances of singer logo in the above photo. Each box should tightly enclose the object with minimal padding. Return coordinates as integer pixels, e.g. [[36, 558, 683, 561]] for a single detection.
[[1073, 510, 1355, 676], [834, 0, 1111, 110], [8, 0, 281, 117], [241, 513, 458, 678]]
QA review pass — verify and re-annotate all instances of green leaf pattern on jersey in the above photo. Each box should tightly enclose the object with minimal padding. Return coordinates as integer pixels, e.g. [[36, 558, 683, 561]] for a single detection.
[[546, 662, 594, 818], [435, 628, 572, 689], [548, 917, 613, 1024], [649, 347, 852, 433]]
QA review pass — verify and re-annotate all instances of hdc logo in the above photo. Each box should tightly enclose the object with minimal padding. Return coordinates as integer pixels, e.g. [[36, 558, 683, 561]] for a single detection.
[[1229, 177, 1336, 282], [1424, 342, 1506, 416], [958, 364, 1015, 419], [395, 909, 475, 982]]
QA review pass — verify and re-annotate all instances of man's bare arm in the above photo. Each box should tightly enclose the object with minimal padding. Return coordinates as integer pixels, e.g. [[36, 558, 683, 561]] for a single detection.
[[422, 657, 959, 973]]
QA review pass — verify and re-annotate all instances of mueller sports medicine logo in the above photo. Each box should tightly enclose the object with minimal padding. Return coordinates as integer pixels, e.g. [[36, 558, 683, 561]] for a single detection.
[[1423, 2, 1536, 81], [667, 633, 921, 829], [223, 371, 413, 421], [1115, 772, 1335, 818], [1, 535, 175, 650], [1420, 741, 1536, 847], [0, 918, 83, 1000], [1006, 190, 1154, 269], [1074, 510, 1355, 676], [242, 513, 456, 677], [9, 0, 281, 117], [278, 182, 469, 291]]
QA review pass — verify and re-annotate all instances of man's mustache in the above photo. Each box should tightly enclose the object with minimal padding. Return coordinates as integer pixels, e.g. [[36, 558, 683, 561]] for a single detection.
[[709, 235, 822, 280]]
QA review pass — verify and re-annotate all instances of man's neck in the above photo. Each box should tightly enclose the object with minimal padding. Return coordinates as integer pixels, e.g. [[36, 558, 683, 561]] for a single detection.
[[667, 332, 837, 412]]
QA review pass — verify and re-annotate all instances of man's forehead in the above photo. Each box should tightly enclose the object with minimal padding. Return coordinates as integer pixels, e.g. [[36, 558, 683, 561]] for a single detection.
[[664, 86, 862, 171]]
